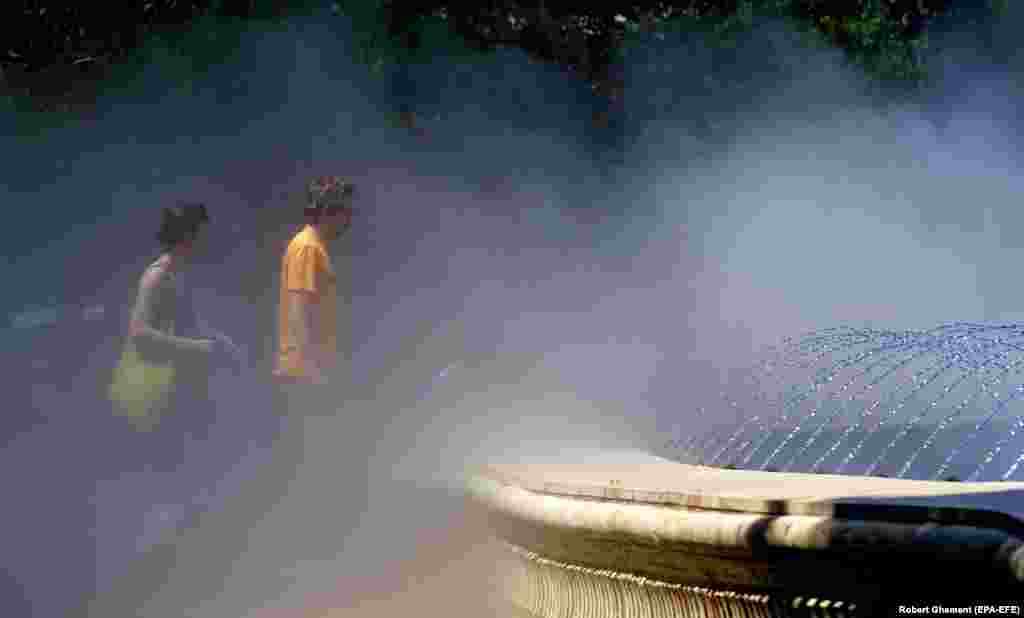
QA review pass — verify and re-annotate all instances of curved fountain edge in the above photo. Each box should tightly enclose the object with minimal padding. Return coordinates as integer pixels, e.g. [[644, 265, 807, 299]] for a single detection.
[[466, 455, 1024, 615]]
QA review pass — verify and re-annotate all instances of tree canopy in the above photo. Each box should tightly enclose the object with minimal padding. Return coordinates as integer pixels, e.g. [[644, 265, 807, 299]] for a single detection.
[[0, 0, 1011, 115], [360, 0, 1012, 94], [1, 1, 314, 113]]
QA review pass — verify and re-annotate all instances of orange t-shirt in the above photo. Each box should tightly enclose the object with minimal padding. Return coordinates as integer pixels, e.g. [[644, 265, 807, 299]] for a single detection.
[[275, 225, 340, 380]]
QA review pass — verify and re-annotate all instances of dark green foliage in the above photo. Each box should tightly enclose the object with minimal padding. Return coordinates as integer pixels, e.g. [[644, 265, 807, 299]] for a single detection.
[[362, 0, 964, 93], [0, 1, 304, 72], [0, 0, 1010, 115], [0, 0, 318, 114]]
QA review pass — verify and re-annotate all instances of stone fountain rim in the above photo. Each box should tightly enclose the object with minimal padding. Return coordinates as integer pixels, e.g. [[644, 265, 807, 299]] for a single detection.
[[468, 471, 1024, 601], [474, 456, 1024, 539]]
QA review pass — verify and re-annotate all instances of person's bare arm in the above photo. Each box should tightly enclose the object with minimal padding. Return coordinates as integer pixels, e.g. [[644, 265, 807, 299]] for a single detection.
[[129, 267, 212, 355]]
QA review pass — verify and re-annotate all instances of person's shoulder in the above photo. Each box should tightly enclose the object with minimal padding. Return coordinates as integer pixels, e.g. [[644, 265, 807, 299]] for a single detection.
[[140, 257, 171, 288], [286, 230, 326, 258], [285, 227, 312, 248]]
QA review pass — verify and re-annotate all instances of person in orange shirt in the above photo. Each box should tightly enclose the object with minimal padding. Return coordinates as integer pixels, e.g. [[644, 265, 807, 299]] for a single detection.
[[252, 177, 358, 543], [275, 175, 354, 386]]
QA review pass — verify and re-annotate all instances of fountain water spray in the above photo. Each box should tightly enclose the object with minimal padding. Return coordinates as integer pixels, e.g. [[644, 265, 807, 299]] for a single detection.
[[669, 322, 1024, 481], [738, 327, 892, 468]]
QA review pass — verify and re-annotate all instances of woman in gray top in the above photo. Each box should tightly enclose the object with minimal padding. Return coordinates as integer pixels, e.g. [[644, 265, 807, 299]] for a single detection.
[[125, 203, 238, 471], [116, 202, 248, 554], [130, 204, 214, 364]]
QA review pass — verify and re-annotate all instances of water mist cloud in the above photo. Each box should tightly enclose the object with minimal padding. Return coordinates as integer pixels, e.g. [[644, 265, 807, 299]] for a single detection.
[[3, 6, 1024, 617]]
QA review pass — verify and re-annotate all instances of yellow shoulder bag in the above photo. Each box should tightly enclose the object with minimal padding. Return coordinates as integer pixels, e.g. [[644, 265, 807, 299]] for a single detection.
[[108, 338, 176, 432]]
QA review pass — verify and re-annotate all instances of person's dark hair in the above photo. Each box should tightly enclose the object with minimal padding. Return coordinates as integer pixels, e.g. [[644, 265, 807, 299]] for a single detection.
[[304, 175, 355, 222], [157, 202, 209, 249]]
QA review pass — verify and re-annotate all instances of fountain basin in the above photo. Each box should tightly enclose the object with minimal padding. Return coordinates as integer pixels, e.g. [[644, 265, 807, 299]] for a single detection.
[[467, 451, 1024, 616]]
